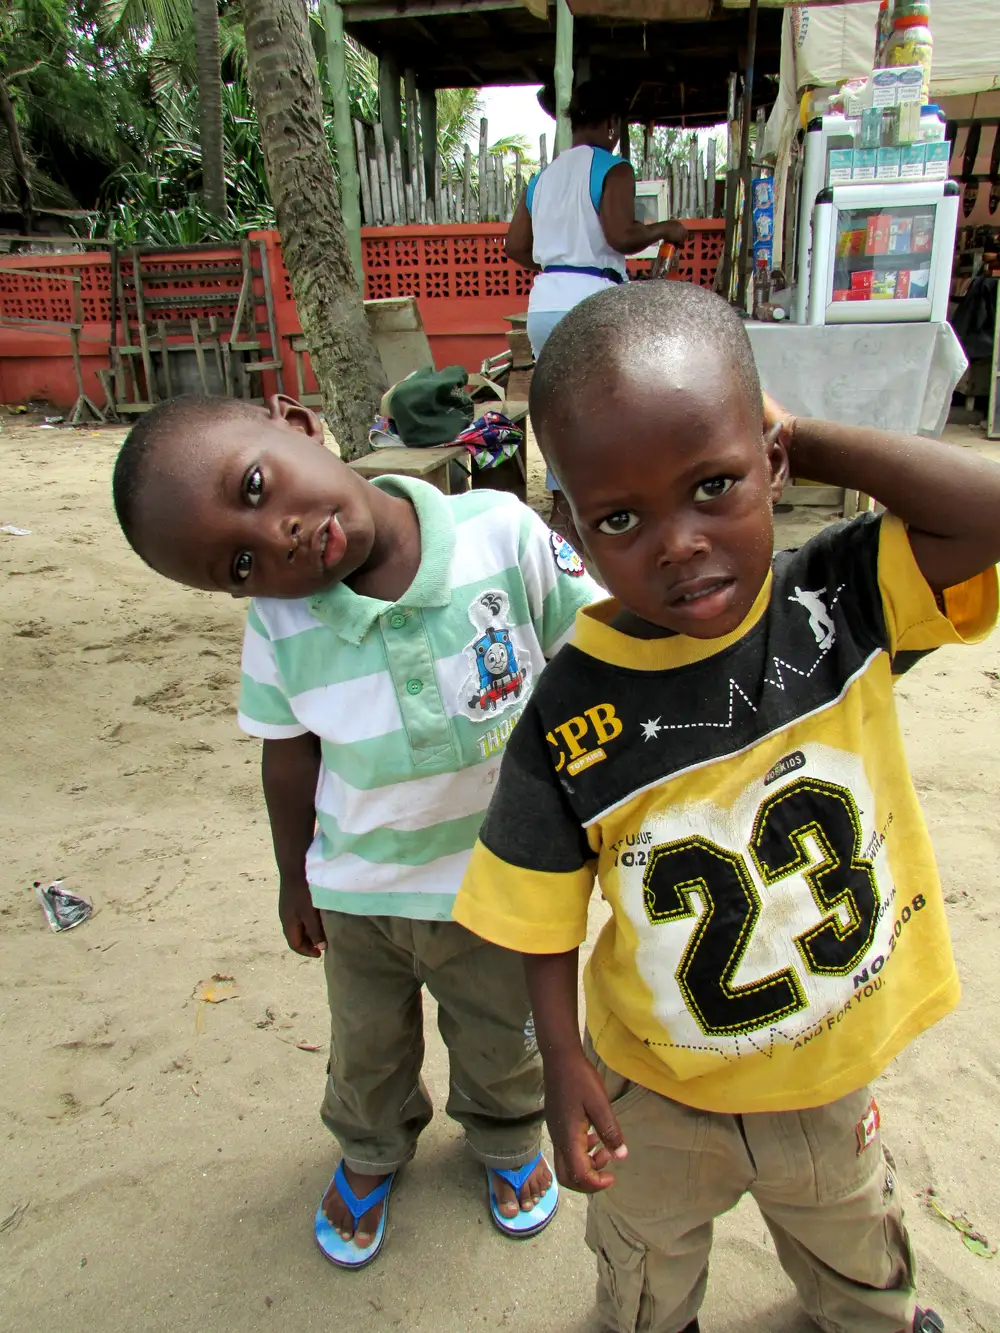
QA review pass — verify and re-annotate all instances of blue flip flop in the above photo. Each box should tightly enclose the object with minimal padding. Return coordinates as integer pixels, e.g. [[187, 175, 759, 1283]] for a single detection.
[[314, 1162, 395, 1269], [487, 1152, 559, 1238]]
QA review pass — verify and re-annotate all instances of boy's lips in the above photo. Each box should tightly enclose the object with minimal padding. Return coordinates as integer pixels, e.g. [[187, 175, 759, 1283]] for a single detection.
[[318, 513, 347, 570], [664, 575, 737, 623]]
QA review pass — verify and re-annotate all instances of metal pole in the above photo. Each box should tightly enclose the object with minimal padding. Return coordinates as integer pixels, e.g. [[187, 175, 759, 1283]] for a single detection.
[[322, 0, 363, 288], [736, 0, 758, 310], [554, 0, 573, 156]]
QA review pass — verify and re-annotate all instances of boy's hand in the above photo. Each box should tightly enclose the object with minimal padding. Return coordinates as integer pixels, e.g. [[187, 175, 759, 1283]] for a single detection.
[[544, 1051, 627, 1193], [762, 390, 793, 436], [278, 878, 326, 958]]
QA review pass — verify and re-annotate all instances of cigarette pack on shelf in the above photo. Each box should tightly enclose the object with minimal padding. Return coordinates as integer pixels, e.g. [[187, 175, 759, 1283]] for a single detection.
[[895, 269, 911, 298], [866, 214, 891, 255], [828, 150, 854, 185], [853, 149, 877, 182], [877, 148, 901, 181], [888, 216, 912, 253], [900, 145, 926, 180], [872, 271, 897, 298]]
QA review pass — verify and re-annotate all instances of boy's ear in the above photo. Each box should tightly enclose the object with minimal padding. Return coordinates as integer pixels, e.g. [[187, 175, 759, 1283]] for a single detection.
[[266, 393, 324, 440], [765, 422, 790, 502]]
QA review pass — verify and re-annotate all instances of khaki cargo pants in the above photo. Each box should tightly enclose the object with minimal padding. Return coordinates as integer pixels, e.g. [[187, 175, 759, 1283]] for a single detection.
[[319, 910, 544, 1174], [585, 1037, 915, 1333]]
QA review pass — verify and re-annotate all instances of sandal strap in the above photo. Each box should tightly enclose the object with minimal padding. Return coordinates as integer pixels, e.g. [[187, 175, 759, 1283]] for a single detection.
[[491, 1151, 544, 1194], [333, 1162, 393, 1222]]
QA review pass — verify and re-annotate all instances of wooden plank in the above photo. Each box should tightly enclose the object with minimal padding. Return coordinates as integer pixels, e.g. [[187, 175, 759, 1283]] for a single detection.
[[156, 319, 174, 397], [418, 83, 437, 216], [349, 444, 467, 485], [256, 236, 284, 394], [324, 0, 363, 286], [190, 317, 210, 393], [374, 122, 393, 227], [539, 132, 548, 171], [354, 120, 373, 225], [369, 149, 384, 225], [345, 0, 520, 17], [404, 66, 418, 179], [478, 118, 488, 221], [377, 53, 401, 162], [462, 144, 473, 222], [130, 248, 157, 405], [778, 484, 845, 508], [554, 0, 573, 155]]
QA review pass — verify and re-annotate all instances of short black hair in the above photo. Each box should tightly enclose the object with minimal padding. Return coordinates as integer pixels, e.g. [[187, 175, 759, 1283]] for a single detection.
[[529, 281, 761, 439], [568, 80, 624, 131], [112, 394, 260, 560]]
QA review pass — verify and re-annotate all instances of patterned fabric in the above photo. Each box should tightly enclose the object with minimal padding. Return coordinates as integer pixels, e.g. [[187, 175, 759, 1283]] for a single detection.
[[455, 410, 524, 469], [238, 475, 602, 921], [455, 515, 998, 1112]]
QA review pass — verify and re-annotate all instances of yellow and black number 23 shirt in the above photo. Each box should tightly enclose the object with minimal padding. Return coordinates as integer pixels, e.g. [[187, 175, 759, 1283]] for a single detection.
[[454, 514, 998, 1114]]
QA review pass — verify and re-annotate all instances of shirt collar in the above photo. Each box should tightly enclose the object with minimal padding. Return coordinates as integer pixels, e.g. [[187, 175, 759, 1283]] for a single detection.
[[572, 571, 773, 671], [306, 474, 456, 645]]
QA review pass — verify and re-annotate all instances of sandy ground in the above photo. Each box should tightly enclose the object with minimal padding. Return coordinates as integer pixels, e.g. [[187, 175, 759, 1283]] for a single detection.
[[2, 416, 1000, 1333]]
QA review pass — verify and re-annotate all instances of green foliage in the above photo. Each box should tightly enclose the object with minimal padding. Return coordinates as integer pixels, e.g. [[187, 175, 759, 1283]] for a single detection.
[[98, 80, 273, 243]]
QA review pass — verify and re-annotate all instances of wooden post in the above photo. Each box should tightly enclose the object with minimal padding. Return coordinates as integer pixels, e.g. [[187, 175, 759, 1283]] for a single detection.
[[539, 133, 548, 171], [378, 54, 402, 164], [478, 118, 489, 219], [689, 137, 700, 216], [736, 0, 759, 310], [554, 0, 573, 156], [418, 84, 437, 213], [354, 119, 373, 225], [322, 0, 362, 287], [706, 135, 717, 217], [444, 158, 454, 221]]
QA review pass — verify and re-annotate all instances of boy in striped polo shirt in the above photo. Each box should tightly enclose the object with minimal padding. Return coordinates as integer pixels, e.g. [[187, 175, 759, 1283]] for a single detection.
[[112, 393, 602, 1269]]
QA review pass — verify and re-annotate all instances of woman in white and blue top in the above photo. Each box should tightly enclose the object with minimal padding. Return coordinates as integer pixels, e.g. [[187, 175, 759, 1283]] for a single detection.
[[506, 81, 687, 536]]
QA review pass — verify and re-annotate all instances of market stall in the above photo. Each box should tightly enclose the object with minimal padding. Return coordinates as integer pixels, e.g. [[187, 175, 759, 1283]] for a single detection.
[[739, 0, 977, 506]]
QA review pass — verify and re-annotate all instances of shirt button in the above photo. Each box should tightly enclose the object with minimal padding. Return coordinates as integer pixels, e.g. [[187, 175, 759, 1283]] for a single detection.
[[406, 678, 423, 695], [389, 612, 406, 629]]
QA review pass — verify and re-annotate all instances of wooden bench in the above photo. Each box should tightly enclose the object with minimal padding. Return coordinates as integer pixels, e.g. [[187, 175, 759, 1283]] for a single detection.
[[349, 445, 471, 495]]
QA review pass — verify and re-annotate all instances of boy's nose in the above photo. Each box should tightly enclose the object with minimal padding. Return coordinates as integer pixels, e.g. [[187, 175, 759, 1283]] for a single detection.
[[276, 515, 303, 560], [654, 516, 709, 567]]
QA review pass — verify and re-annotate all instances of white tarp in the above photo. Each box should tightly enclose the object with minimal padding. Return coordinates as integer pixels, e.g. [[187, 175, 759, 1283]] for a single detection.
[[788, 1, 1000, 99]]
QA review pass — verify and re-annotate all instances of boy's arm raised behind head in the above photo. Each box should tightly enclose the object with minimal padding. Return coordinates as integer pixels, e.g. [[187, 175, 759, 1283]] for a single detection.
[[784, 416, 1000, 594]]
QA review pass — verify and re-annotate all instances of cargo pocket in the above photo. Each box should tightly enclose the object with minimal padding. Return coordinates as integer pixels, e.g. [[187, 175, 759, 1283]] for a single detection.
[[586, 1204, 653, 1333]]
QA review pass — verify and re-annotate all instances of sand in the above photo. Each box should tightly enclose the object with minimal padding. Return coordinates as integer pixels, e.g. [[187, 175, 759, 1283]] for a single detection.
[[1, 417, 999, 1333]]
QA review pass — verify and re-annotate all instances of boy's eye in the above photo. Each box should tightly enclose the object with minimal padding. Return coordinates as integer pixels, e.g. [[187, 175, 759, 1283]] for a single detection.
[[232, 551, 253, 583], [244, 467, 264, 507], [597, 510, 639, 536], [693, 477, 735, 503]]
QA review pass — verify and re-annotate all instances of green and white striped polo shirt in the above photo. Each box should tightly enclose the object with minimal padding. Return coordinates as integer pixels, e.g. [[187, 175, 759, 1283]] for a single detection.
[[237, 475, 602, 920]]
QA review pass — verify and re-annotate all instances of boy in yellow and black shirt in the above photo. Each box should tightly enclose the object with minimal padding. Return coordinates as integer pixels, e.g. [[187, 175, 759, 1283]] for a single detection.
[[453, 281, 999, 1333]]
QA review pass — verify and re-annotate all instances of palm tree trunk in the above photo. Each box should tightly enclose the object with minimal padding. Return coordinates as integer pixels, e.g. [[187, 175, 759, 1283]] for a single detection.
[[0, 74, 33, 234], [193, 0, 226, 218], [242, 0, 385, 460]]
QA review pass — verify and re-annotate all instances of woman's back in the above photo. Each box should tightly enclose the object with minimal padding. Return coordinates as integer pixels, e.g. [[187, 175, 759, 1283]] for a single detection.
[[527, 145, 628, 313]]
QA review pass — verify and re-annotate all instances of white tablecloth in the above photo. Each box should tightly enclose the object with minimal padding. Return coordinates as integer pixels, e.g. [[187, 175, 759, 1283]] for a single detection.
[[746, 321, 967, 438]]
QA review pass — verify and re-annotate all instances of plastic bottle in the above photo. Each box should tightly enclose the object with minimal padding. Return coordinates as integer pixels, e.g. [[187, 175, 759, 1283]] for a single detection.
[[874, 0, 894, 68], [886, 5, 933, 104]]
